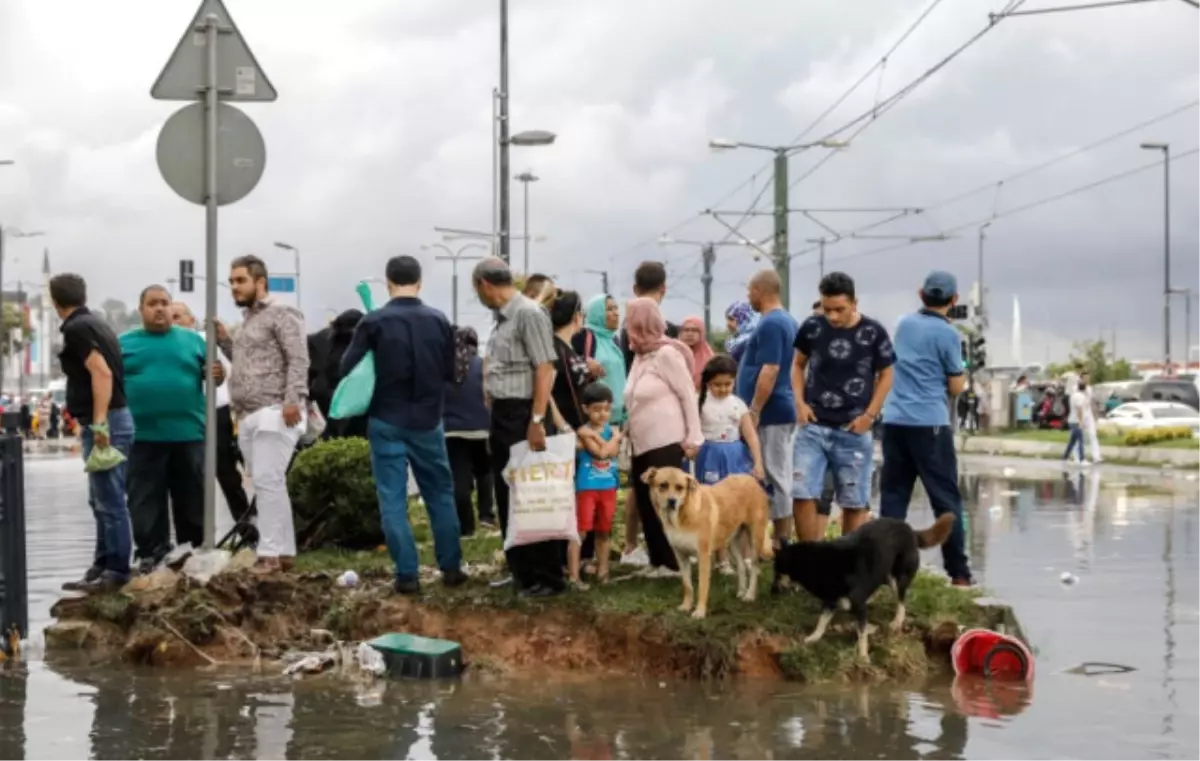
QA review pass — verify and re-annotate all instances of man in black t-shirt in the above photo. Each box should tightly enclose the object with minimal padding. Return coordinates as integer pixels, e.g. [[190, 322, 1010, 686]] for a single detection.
[[619, 261, 679, 372], [791, 272, 894, 541], [52, 273, 136, 592]]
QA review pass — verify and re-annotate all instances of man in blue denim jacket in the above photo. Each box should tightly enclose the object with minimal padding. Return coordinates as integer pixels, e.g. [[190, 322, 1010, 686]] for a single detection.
[[52, 273, 135, 593]]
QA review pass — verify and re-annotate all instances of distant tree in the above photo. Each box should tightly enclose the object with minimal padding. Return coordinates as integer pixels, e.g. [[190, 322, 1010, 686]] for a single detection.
[[1, 304, 33, 357], [96, 298, 141, 333], [1046, 339, 1136, 384]]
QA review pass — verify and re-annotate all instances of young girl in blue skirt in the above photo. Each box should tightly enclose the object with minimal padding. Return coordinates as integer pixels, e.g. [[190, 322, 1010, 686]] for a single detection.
[[692, 354, 765, 485]]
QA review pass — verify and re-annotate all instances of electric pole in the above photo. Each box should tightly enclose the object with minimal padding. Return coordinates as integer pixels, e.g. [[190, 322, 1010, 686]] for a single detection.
[[772, 148, 789, 307], [426, 242, 487, 325], [701, 243, 715, 337]]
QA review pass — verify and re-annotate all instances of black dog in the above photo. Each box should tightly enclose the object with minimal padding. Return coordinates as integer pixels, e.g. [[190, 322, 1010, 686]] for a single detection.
[[771, 514, 956, 660]]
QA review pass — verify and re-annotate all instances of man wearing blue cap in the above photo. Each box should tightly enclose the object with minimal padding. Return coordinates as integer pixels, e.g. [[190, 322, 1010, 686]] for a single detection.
[[879, 270, 974, 586]]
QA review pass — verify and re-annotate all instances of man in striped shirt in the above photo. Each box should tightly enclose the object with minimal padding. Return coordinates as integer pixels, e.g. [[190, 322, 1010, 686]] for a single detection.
[[473, 258, 564, 597]]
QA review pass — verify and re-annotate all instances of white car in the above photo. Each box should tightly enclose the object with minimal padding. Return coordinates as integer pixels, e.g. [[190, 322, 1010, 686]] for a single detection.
[[1106, 402, 1200, 435]]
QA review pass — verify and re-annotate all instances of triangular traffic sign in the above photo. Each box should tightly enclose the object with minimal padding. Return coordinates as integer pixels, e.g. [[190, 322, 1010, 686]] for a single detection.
[[151, 0, 277, 102]]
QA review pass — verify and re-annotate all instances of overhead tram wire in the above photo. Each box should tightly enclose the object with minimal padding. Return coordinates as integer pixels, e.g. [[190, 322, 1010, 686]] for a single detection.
[[711, 0, 956, 246], [785, 99, 1200, 260], [793, 146, 1199, 270]]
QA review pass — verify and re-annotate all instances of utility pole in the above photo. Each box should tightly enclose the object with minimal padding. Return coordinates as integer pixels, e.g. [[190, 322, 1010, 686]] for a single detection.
[[1141, 142, 1171, 372], [516, 171, 539, 274], [427, 242, 487, 324], [701, 243, 716, 336], [772, 148, 789, 308], [497, 0, 511, 263], [583, 269, 609, 294], [978, 222, 992, 332]]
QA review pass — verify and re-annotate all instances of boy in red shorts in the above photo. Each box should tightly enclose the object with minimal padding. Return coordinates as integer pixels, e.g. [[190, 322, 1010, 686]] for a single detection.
[[569, 383, 621, 588]]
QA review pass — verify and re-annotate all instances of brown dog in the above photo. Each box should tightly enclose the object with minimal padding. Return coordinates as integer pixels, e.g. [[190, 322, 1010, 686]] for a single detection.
[[642, 467, 773, 619]]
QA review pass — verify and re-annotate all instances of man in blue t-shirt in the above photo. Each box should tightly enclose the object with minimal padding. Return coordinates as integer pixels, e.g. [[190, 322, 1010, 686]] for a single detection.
[[735, 270, 798, 542], [879, 271, 973, 586], [791, 272, 894, 541]]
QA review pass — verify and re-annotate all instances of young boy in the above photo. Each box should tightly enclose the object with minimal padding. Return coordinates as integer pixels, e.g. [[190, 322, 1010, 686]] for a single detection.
[[570, 383, 621, 587]]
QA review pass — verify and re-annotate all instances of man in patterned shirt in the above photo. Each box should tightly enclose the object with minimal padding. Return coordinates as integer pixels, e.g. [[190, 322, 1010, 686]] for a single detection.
[[791, 272, 894, 541], [216, 255, 309, 571]]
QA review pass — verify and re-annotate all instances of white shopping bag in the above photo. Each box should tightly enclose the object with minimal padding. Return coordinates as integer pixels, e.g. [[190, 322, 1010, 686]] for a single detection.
[[502, 433, 579, 550]]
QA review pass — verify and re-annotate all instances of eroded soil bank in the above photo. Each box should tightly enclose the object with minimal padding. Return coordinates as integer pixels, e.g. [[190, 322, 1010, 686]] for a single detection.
[[44, 562, 1021, 683]]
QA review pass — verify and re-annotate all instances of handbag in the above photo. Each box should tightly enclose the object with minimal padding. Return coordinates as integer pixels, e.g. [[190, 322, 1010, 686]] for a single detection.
[[502, 433, 580, 550], [329, 282, 377, 419]]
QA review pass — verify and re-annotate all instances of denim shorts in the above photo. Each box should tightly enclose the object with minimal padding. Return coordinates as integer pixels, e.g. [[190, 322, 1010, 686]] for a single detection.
[[791, 423, 874, 509]]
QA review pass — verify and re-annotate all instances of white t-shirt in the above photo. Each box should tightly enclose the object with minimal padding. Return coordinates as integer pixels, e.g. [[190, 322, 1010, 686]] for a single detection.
[[1068, 390, 1092, 427], [701, 394, 748, 443]]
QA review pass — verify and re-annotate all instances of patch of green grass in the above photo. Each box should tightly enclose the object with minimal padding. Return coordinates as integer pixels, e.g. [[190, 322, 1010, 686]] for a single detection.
[[86, 593, 135, 626], [992, 428, 1197, 449], [294, 548, 394, 577]]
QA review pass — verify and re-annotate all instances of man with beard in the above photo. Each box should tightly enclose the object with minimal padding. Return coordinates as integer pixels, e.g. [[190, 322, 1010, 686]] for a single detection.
[[216, 255, 309, 572]]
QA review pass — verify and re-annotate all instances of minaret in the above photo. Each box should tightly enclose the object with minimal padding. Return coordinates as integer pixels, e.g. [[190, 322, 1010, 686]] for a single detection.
[[1012, 295, 1022, 368]]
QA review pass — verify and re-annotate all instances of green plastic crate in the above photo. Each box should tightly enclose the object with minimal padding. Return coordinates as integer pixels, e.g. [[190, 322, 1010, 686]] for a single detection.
[[366, 632, 464, 679]]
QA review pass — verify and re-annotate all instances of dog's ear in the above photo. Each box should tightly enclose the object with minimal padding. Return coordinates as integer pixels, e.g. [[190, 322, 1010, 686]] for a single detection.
[[685, 474, 699, 498], [641, 467, 657, 485]]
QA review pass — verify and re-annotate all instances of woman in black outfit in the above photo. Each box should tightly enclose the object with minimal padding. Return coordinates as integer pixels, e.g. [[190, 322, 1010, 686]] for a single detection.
[[322, 309, 367, 438], [444, 327, 495, 535]]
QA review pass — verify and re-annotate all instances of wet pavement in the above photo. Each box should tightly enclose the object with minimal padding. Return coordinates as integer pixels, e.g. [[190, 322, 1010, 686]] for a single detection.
[[1, 455, 1197, 759]]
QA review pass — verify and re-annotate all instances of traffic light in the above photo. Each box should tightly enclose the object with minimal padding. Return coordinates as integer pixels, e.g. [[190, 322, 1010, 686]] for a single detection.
[[179, 259, 195, 293], [970, 333, 987, 370]]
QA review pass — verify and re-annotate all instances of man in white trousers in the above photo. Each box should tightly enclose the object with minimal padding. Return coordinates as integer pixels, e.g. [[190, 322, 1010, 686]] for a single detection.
[[216, 254, 310, 571]]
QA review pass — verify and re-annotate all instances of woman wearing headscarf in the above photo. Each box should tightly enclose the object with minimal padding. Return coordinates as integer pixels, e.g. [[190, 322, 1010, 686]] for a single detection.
[[323, 309, 366, 438], [444, 326, 495, 535], [571, 294, 626, 423], [624, 297, 703, 571], [678, 316, 715, 390], [724, 301, 759, 364]]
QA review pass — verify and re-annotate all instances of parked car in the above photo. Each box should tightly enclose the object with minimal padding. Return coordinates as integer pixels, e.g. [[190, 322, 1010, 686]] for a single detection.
[[1138, 379, 1200, 410], [1106, 401, 1200, 435]]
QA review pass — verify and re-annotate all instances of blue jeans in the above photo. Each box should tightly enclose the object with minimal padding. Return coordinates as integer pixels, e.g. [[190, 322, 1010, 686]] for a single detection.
[[792, 424, 875, 509], [80, 407, 135, 580], [368, 418, 463, 582], [879, 424, 972, 582], [1063, 424, 1084, 461]]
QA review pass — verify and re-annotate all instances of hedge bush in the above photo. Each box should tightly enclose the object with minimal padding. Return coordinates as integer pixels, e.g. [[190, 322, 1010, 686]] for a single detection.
[[1123, 426, 1195, 447], [287, 437, 383, 549]]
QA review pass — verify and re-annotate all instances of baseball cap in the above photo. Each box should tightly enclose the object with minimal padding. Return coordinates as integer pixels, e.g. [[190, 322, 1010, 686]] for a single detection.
[[921, 270, 957, 300]]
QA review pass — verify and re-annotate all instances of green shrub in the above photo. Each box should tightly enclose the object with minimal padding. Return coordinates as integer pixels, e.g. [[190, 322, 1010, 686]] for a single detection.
[[1123, 426, 1195, 447], [287, 438, 382, 549]]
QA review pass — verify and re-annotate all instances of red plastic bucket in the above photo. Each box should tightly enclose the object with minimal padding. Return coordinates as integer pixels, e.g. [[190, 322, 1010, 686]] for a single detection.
[[951, 628, 1035, 681]]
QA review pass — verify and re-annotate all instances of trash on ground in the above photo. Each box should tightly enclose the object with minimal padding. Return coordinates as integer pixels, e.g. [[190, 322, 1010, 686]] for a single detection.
[[181, 549, 232, 584], [283, 652, 336, 676], [163, 543, 194, 570], [336, 570, 359, 588], [951, 628, 1035, 681], [355, 642, 387, 677], [1060, 572, 1079, 585], [1063, 662, 1136, 676]]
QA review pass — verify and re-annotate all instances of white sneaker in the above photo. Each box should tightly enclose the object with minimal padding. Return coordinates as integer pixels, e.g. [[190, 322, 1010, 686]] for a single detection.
[[622, 547, 650, 567], [641, 565, 679, 579]]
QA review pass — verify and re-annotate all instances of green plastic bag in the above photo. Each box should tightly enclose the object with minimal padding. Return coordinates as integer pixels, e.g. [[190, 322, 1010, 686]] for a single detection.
[[84, 422, 127, 473], [329, 281, 377, 420]]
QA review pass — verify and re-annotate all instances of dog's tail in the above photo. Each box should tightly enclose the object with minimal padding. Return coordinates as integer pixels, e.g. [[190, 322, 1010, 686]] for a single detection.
[[916, 513, 956, 549], [753, 499, 774, 560]]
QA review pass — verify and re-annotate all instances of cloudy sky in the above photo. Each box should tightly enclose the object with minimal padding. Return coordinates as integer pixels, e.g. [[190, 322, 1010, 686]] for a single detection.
[[1, 0, 1197, 365]]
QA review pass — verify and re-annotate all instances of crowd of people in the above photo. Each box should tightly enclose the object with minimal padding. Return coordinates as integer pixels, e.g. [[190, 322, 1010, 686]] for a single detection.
[[52, 249, 975, 597]]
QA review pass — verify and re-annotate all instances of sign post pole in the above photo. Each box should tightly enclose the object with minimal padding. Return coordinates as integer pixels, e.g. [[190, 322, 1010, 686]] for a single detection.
[[202, 12, 220, 550]]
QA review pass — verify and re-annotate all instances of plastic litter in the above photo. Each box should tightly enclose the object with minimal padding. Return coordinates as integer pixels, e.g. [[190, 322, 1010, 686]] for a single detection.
[[1064, 662, 1136, 676], [283, 652, 336, 676], [337, 570, 359, 588], [163, 543, 194, 570], [1060, 571, 1079, 585], [355, 642, 387, 677], [181, 549, 232, 584], [952, 628, 1035, 681], [84, 425, 126, 473]]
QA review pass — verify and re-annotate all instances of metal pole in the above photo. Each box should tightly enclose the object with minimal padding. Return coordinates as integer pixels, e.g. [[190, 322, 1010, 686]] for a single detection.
[[451, 263, 459, 325], [522, 176, 530, 275], [818, 238, 826, 279], [294, 248, 301, 310], [491, 88, 499, 257], [773, 148, 790, 309], [978, 223, 991, 331], [1163, 146, 1172, 372], [1185, 292, 1192, 369], [16, 283, 23, 400], [701, 243, 715, 337], [497, 0, 512, 264], [201, 12, 220, 550]]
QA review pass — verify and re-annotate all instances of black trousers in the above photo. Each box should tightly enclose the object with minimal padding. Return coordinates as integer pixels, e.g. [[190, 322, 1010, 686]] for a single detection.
[[217, 406, 253, 520], [447, 436, 494, 536], [630, 444, 684, 571], [127, 440, 205, 559], [490, 398, 566, 592]]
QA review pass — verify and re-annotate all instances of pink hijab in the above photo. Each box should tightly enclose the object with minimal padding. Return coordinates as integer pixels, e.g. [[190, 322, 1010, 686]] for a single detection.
[[625, 298, 693, 366], [680, 316, 714, 389]]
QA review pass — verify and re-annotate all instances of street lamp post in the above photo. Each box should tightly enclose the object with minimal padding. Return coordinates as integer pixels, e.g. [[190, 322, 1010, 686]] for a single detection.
[[1141, 142, 1171, 371], [424, 242, 488, 325], [658, 235, 759, 335], [495, 0, 557, 264], [516, 171, 540, 274], [707, 137, 848, 308], [273, 241, 301, 310]]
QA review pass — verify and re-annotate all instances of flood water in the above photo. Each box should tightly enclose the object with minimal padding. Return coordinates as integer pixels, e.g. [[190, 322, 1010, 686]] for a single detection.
[[1, 455, 1197, 759]]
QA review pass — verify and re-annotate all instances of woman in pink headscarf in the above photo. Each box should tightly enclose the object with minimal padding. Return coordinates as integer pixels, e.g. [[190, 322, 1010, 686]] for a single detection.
[[678, 316, 715, 390], [624, 297, 703, 571]]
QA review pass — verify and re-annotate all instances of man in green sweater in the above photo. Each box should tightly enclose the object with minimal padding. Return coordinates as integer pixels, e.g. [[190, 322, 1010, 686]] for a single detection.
[[121, 284, 223, 572]]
